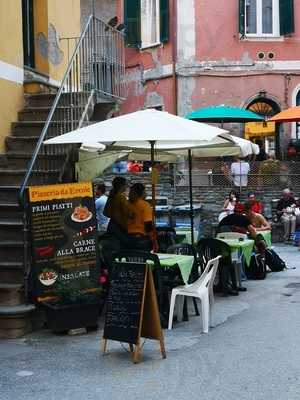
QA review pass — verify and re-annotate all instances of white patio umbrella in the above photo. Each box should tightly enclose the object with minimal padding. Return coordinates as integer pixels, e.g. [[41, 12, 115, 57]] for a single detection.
[[44, 109, 258, 244]]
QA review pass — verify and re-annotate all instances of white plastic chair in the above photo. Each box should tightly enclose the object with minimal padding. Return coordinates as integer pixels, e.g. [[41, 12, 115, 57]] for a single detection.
[[168, 256, 221, 333]]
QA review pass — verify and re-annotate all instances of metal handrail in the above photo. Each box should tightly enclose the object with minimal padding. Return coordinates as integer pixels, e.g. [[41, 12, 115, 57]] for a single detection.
[[18, 14, 126, 206]]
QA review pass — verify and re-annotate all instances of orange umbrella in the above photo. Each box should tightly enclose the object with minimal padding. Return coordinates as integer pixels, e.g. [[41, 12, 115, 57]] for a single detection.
[[269, 106, 300, 123]]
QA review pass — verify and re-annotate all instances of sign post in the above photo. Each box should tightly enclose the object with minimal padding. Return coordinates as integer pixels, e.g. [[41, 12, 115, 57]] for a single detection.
[[28, 182, 99, 302]]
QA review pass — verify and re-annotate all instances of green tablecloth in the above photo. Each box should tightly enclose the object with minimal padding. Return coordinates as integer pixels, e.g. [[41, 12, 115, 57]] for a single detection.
[[175, 228, 198, 245], [218, 239, 254, 266], [257, 230, 272, 248], [156, 253, 194, 284]]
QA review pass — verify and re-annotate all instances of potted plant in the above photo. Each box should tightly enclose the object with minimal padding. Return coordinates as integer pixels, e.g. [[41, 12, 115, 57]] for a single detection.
[[43, 279, 105, 333]]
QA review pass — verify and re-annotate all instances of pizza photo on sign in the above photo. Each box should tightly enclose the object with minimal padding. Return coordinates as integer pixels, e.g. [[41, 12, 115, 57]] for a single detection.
[[71, 205, 93, 223], [39, 269, 58, 286]]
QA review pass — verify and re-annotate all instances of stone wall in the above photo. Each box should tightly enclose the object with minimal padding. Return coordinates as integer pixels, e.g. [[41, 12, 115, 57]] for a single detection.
[[100, 172, 299, 238]]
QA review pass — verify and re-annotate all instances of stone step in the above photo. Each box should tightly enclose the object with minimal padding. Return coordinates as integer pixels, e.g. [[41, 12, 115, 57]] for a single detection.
[[0, 169, 59, 185], [11, 121, 71, 138], [6, 135, 40, 153], [0, 240, 24, 263], [18, 106, 82, 122], [0, 283, 24, 306], [0, 219, 23, 240], [0, 261, 24, 284], [0, 153, 65, 170], [0, 203, 22, 219], [0, 186, 20, 203], [24, 92, 114, 107], [0, 303, 35, 338]]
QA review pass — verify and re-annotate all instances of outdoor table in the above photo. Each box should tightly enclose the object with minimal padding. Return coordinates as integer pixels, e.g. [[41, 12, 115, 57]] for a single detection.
[[256, 230, 272, 248], [175, 228, 198, 245], [218, 238, 254, 267], [155, 253, 194, 284], [148, 253, 195, 326]]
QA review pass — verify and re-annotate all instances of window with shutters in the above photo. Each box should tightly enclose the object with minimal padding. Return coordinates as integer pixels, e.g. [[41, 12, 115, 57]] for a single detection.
[[239, 0, 294, 38], [245, 0, 280, 36], [141, 0, 160, 48], [124, 0, 169, 48]]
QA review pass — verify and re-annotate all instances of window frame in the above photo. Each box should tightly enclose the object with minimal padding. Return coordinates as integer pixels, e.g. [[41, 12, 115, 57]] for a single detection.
[[140, 0, 161, 49], [245, 0, 280, 38]]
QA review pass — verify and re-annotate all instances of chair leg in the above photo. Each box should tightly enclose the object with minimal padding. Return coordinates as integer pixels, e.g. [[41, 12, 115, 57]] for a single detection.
[[200, 291, 210, 333], [168, 291, 177, 330], [192, 297, 200, 316], [176, 295, 185, 322], [183, 298, 189, 321]]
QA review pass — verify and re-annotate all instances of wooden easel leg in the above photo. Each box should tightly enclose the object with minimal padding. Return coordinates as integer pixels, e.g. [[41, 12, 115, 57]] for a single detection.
[[133, 344, 141, 363], [102, 339, 108, 355], [159, 338, 166, 359]]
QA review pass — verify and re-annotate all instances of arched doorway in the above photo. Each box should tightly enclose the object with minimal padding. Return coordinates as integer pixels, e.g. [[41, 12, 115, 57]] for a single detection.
[[245, 97, 281, 158]]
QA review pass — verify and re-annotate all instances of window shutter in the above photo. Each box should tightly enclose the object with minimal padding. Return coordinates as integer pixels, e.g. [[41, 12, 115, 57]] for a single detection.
[[160, 0, 169, 43], [124, 0, 141, 48], [280, 0, 294, 36], [238, 0, 245, 36]]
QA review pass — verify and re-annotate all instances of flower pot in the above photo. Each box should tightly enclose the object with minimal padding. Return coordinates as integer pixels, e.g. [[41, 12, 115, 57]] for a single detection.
[[44, 302, 103, 332]]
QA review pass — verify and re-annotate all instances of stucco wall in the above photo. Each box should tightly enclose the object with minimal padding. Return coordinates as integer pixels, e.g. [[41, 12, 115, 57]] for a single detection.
[[196, 0, 300, 61], [0, 79, 23, 151], [0, 0, 23, 67], [0, 0, 23, 150], [81, 0, 117, 27], [47, 0, 81, 83]]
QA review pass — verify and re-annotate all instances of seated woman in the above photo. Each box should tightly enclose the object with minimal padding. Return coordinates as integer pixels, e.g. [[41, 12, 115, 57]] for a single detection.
[[247, 192, 264, 214], [218, 190, 238, 222], [127, 183, 153, 251], [103, 176, 129, 246]]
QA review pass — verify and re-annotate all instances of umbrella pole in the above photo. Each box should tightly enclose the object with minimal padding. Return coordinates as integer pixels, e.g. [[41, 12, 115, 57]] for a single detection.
[[150, 141, 158, 252], [188, 149, 194, 244]]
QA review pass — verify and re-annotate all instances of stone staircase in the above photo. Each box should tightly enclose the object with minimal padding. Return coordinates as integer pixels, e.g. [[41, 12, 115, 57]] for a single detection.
[[0, 88, 117, 338], [0, 92, 61, 338]]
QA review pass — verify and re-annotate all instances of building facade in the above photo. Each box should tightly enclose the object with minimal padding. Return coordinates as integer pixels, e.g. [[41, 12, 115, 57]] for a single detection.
[[0, 0, 81, 150], [118, 0, 300, 158]]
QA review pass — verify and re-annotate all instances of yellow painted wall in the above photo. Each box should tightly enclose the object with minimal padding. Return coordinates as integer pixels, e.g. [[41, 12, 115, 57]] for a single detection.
[[0, 79, 23, 151], [0, 0, 23, 150], [47, 0, 81, 83], [0, 0, 23, 67]]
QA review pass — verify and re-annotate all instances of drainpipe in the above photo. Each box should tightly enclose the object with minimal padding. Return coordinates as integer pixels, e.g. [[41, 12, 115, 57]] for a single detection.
[[172, 0, 178, 115]]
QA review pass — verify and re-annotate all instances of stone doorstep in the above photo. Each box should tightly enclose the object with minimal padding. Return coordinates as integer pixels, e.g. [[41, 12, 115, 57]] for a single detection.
[[0, 286, 25, 306], [0, 326, 32, 339], [0, 304, 35, 339]]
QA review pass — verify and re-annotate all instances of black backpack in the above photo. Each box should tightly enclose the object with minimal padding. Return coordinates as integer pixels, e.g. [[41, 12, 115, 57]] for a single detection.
[[265, 249, 286, 272], [246, 253, 267, 280]]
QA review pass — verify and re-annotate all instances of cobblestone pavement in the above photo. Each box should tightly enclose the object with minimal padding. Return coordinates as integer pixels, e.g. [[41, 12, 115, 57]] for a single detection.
[[0, 244, 299, 400]]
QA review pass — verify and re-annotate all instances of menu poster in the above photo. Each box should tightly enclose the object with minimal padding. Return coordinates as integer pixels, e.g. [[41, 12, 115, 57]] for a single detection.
[[28, 182, 99, 302]]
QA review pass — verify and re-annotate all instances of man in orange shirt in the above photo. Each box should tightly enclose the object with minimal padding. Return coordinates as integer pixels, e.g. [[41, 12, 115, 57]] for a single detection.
[[127, 183, 153, 250]]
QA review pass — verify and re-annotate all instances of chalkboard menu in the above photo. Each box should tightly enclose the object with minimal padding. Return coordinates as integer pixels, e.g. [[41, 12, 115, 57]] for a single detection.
[[103, 262, 147, 344], [28, 182, 99, 302]]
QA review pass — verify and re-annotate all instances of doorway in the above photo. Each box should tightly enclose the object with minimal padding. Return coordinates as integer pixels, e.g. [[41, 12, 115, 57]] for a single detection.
[[245, 98, 281, 158], [22, 0, 35, 68]]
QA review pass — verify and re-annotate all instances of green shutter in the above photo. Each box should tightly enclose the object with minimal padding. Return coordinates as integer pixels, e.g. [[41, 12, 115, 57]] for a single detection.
[[239, 0, 245, 36], [160, 0, 169, 43], [124, 0, 141, 48], [280, 0, 294, 35]]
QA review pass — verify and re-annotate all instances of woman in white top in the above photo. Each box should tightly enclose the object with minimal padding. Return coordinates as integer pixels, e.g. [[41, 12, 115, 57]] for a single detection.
[[218, 190, 239, 222]]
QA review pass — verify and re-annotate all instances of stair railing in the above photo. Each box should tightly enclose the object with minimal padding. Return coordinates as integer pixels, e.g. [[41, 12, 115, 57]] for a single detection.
[[18, 14, 126, 301]]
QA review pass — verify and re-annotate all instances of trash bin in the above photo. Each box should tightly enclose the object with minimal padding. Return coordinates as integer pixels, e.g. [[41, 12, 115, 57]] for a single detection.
[[146, 197, 173, 227], [172, 203, 202, 241]]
